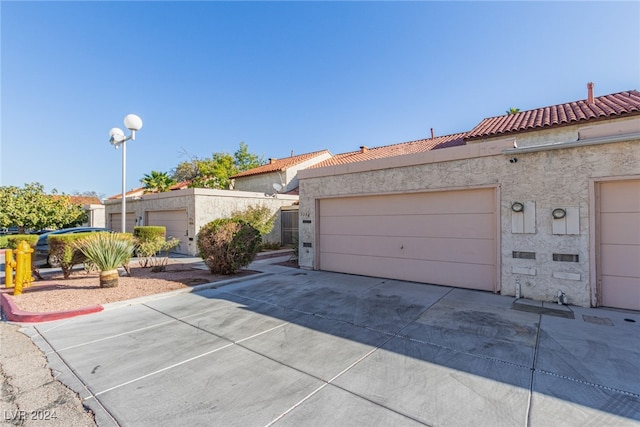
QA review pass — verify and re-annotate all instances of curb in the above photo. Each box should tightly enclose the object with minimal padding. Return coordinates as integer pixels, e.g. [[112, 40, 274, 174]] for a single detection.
[[0, 291, 103, 323], [0, 271, 273, 323]]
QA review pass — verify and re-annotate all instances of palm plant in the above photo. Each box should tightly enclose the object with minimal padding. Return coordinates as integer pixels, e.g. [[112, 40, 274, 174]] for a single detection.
[[74, 233, 135, 288], [141, 170, 177, 193]]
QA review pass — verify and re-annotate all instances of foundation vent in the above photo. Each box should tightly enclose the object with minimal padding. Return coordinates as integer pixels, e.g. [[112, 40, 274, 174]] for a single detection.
[[553, 253, 579, 262], [512, 251, 536, 260]]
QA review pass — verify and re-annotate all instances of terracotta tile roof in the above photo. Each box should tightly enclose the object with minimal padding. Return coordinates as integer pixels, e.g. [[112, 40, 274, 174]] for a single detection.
[[107, 187, 145, 200], [310, 133, 467, 168], [230, 150, 331, 178], [53, 195, 103, 205], [68, 196, 103, 205], [466, 89, 640, 140], [168, 181, 190, 191]]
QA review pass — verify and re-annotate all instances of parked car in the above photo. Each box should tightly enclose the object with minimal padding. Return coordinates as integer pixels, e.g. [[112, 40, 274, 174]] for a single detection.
[[33, 227, 111, 267]]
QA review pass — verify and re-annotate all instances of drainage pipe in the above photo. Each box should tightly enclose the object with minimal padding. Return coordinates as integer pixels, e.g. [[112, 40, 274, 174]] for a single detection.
[[502, 132, 640, 155]]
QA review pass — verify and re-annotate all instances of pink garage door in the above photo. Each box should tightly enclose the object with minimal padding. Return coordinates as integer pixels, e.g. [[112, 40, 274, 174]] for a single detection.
[[318, 188, 498, 291], [147, 210, 189, 255], [598, 180, 640, 310], [110, 213, 136, 233]]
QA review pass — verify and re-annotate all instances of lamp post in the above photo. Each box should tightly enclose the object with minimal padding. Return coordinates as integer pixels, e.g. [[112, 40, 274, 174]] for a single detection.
[[109, 114, 143, 233]]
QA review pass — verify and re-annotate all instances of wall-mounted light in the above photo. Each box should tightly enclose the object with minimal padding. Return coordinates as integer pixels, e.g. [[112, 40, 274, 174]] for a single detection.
[[511, 202, 524, 213], [552, 208, 567, 219]]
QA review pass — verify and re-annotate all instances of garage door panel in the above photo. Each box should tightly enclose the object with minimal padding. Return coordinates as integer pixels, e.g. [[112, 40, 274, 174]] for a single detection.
[[110, 213, 136, 233], [320, 213, 495, 239], [599, 213, 640, 245], [600, 245, 640, 278], [147, 210, 189, 255], [321, 235, 495, 265], [600, 181, 640, 212], [601, 276, 640, 311], [599, 179, 640, 310], [320, 253, 494, 291], [321, 189, 495, 217], [318, 189, 497, 291]]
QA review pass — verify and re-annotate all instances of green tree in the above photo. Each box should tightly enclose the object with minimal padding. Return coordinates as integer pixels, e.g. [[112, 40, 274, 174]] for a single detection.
[[175, 142, 265, 190], [0, 183, 87, 232], [506, 107, 520, 115], [141, 170, 177, 193]]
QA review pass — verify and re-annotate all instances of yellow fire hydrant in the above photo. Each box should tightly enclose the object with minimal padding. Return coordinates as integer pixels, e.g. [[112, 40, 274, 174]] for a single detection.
[[4, 240, 35, 296]]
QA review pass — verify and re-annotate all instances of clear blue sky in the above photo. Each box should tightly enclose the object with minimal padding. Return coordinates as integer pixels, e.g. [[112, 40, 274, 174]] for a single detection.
[[2, 1, 638, 199]]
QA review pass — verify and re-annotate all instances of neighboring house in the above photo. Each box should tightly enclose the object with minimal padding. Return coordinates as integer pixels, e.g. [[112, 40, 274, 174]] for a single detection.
[[230, 150, 333, 194], [67, 196, 105, 228], [298, 86, 640, 310], [103, 151, 331, 254]]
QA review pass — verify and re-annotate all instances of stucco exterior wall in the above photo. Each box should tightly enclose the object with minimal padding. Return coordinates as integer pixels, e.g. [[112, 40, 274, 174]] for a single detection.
[[83, 204, 105, 227], [298, 119, 640, 307], [105, 188, 299, 256]]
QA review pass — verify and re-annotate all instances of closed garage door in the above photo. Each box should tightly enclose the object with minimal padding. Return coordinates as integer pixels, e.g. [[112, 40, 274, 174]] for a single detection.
[[598, 180, 640, 310], [110, 213, 136, 233], [147, 210, 189, 255], [318, 188, 498, 291]]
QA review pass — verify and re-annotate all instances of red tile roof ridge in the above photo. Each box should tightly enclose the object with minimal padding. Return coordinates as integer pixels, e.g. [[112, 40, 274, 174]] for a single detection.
[[230, 149, 331, 178], [309, 132, 468, 169], [466, 89, 640, 140]]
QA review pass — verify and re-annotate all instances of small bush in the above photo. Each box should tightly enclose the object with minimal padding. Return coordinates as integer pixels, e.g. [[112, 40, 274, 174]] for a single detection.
[[231, 205, 277, 236], [6, 234, 38, 248], [49, 233, 110, 278], [0, 236, 8, 249], [197, 219, 261, 275], [133, 226, 166, 241], [75, 233, 135, 287]]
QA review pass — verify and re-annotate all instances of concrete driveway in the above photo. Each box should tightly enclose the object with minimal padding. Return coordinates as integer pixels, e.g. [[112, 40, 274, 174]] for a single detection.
[[22, 263, 640, 426]]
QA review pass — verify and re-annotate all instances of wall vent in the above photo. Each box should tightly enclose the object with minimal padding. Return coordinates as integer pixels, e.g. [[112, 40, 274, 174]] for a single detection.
[[512, 251, 536, 260], [553, 253, 579, 262]]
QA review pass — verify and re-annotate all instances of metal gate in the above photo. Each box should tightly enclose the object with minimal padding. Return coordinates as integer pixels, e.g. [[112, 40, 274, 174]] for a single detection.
[[281, 209, 299, 247]]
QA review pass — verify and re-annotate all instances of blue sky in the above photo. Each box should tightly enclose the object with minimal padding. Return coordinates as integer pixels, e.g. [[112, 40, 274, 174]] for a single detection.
[[1, 1, 638, 199]]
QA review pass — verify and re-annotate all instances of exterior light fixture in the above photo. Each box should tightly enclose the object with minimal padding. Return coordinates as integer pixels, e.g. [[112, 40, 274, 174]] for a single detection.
[[108, 114, 143, 233], [552, 208, 567, 219], [511, 202, 524, 213]]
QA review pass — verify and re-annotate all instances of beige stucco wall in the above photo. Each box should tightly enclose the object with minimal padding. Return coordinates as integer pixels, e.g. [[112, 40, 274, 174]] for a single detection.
[[83, 204, 105, 227], [298, 118, 640, 307], [105, 188, 299, 256]]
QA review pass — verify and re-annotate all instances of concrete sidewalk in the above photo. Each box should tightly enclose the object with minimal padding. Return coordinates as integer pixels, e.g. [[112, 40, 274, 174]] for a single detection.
[[6, 260, 640, 426]]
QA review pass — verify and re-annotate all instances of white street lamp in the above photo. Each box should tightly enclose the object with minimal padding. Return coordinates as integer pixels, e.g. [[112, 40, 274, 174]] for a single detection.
[[108, 114, 143, 233]]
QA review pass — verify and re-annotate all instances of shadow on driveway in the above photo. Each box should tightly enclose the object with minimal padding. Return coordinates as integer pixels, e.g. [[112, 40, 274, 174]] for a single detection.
[[26, 266, 640, 426]]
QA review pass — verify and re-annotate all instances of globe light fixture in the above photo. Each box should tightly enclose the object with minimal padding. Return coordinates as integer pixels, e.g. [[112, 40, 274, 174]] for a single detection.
[[108, 114, 143, 233]]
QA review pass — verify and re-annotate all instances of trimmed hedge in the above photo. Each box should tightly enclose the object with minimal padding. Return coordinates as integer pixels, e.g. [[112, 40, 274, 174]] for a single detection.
[[133, 226, 166, 241], [6, 234, 38, 248]]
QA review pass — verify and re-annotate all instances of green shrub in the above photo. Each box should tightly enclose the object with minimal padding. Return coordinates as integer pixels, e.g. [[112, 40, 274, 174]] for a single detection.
[[74, 233, 135, 287], [231, 205, 277, 236], [49, 233, 111, 278], [197, 219, 261, 275], [133, 226, 166, 241], [6, 234, 38, 248], [0, 236, 8, 249]]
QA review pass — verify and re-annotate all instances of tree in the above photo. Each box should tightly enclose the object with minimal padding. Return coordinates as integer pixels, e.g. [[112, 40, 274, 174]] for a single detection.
[[506, 107, 520, 115], [141, 170, 177, 193], [72, 190, 105, 200], [0, 183, 87, 232], [173, 142, 265, 190]]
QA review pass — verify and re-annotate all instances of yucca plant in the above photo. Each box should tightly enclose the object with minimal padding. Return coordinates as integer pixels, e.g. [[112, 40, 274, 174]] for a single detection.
[[74, 233, 135, 288]]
